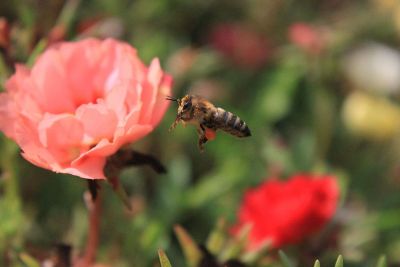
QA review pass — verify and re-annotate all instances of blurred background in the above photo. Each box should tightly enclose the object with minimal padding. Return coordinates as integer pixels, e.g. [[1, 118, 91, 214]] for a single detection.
[[2, 0, 400, 266]]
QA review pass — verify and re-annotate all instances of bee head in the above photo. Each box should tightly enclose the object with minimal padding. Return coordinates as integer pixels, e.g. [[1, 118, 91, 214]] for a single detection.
[[178, 95, 193, 116], [166, 95, 193, 120]]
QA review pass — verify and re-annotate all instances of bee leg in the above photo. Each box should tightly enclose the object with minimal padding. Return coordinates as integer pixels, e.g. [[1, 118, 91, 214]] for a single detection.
[[198, 136, 208, 152], [197, 124, 208, 152], [169, 116, 180, 132]]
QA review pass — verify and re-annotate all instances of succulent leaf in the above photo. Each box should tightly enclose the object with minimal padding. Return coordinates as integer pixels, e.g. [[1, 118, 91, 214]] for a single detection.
[[174, 225, 202, 267], [334, 255, 343, 267], [158, 249, 173, 267], [206, 218, 227, 255]]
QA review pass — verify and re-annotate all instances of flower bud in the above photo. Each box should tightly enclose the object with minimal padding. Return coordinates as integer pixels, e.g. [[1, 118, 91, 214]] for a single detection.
[[342, 91, 400, 140]]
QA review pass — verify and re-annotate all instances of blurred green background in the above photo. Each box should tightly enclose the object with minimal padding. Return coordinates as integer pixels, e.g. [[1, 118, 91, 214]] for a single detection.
[[2, 0, 400, 266]]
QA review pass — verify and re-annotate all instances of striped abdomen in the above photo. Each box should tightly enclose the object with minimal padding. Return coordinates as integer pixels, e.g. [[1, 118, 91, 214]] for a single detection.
[[212, 108, 251, 137]]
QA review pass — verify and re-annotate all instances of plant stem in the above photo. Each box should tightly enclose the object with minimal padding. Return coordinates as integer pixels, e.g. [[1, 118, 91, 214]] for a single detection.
[[75, 190, 102, 267]]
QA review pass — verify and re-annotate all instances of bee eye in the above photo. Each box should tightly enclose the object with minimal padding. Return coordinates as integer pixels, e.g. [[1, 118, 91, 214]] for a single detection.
[[183, 101, 192, 110]]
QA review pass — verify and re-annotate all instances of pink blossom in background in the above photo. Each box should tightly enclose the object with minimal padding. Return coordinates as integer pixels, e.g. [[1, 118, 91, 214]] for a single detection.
[[288, 23, 325, 54], [209, 23, 270, 69], [0, 38, 173, 179], [0, 17, 10, 49]]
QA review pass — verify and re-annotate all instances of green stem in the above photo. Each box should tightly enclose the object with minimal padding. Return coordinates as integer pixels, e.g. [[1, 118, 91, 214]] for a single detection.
[[0, 53, 10, 89], [0, 138, 23, 265], [1, 139, 20, 208]]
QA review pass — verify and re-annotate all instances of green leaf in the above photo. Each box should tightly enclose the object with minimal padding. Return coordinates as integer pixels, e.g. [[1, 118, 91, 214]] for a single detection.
[[206, 218, 226, 255], [314, 259, 321, 267], [56, 0, 82, 29], [334, 255, 343, 267], [19, 253, 40, 267], [376, 255, 387, 267], [278, 250, 294, 267], [221, 223, 251, 261], [158, 249, 173, 267], [255, 55, 304, 124], [26, 39, 48, 67], [140, 221, 164, 250], [174, 225, 201, 267], [241, 241, 270, 264], [106, 176, 132, 211], [185, 157, 248, 208]]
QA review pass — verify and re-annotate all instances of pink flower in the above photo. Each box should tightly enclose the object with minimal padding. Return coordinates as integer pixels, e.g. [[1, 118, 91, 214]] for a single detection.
[[0, 38, 172, 179], [209, 23, 270, 69], [288, 23, 325, 54], [232, 174, 339, 250]]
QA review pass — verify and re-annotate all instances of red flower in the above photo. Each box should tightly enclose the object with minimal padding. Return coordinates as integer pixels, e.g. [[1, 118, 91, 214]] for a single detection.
[[232, 174, 339, 250], [209, 23, 270, 69]]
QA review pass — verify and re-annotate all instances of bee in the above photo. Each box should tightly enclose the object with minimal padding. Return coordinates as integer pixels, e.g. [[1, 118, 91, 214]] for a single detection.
[[166, 95, 251, 151]]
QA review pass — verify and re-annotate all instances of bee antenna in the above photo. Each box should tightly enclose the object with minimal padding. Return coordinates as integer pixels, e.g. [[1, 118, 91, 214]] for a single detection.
[[166, 96, 178, 102]]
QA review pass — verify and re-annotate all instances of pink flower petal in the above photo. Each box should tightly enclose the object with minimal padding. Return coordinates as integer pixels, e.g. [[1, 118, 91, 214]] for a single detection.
[[148, 58, 164, 89], [123, 104, 142, 132], [104, 83, 129, 120], [0, 93, 17, 138], [38, 113, 84, 163], [66, 156, 106, 179], [138, 58, 163, 124], [150, 74, 173, 125], [111, 40, 145, 82], [6, 65, 30, 93], [124, 124, 153, 142], [31, 49, 76, 113], [14, 116, 61, 171], [75, 101, 118, 144], [0, 38, 172, 179], [78, 124, 152, 160], [61, 40, 104, 106]]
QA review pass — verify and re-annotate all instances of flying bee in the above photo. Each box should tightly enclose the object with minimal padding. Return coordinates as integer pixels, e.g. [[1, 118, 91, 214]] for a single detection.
[[166, 95, 251, 151]]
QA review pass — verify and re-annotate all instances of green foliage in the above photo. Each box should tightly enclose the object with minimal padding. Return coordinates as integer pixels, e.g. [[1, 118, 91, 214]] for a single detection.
[[0, 140, 24, 264], [279, 250, 295, 267], [334, 255, 343, 267], [255, 54, 305, 124], [1, 0, 400, 266], [206, 218, 226, 255], [376, 256, 387, 267], [19, 253, 40, 267], [157, 251, 389, 267], [158, 249, 173, 267], [174, 225, 202, 267]]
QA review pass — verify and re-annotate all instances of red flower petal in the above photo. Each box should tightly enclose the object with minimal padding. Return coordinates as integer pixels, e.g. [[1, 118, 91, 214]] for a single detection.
[[232, 174, 339, 250]]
